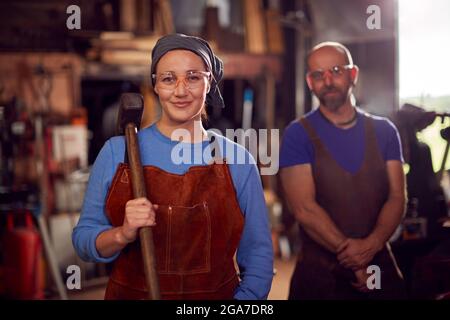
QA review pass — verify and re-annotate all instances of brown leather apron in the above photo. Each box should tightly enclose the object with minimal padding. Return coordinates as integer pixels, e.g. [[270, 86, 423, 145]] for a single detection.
[[103, 158, 244, 300], [289, 115, 406, 300]]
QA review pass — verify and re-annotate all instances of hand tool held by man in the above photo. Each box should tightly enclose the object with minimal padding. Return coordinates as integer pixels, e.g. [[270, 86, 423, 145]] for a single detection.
[[117, 93, 160, 300]]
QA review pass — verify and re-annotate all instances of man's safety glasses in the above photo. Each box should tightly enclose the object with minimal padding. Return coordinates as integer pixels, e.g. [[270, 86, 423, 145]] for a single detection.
[[307, 65, 353, 82]]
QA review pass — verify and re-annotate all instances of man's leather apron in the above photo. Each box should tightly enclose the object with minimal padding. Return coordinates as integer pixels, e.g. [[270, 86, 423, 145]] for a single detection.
[[103, 158, 244, 300], [289, 115, 406, 300]]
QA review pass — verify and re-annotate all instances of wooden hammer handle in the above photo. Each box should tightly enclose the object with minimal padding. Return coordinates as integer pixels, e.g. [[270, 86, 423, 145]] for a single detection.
[[125, 123, 160, 300]]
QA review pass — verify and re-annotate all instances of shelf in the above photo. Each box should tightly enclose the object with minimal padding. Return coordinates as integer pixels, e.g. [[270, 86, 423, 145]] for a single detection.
[[82, 52, 282, 82]]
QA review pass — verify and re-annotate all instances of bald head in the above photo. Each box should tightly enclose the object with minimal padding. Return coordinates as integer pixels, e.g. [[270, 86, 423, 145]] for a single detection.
[[307, 42, 353, 71]]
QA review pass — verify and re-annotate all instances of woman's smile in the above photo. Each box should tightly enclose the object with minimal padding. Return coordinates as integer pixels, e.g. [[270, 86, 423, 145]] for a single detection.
[[172, 100, 192, 108]]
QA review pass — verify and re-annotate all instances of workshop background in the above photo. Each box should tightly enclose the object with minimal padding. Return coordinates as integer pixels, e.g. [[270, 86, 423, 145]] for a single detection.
[[0, 0, 449, 300]]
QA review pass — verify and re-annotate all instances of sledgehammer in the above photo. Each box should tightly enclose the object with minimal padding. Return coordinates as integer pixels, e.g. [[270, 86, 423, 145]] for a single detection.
[[117, 93, 160, 300]]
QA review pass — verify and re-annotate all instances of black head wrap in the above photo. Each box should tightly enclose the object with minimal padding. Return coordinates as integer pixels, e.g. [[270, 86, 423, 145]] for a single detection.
[[151, 33, 225, 109]]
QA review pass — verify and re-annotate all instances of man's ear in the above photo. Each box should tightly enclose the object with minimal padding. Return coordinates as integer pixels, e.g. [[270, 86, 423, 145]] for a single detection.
[[306, 75, 313, 90], [350, 65, 359, 86]]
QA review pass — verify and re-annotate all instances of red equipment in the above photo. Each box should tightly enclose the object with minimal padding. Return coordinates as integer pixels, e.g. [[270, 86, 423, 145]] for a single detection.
[[3, 210, 44, 299]]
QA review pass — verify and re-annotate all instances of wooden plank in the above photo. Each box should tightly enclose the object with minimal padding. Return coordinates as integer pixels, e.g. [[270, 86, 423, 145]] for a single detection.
[[83, 52, 282, 81], [265, 8, 285, 54], [204, 6, 221, 51], [100, 49, 151, 65], [219, 53, 282, 80], [243, 0, 267, 54], [92, 35, 159, 51], [155, 0, 175, 34], [136, 0, 152, 32], [120, 0, 137, 32]]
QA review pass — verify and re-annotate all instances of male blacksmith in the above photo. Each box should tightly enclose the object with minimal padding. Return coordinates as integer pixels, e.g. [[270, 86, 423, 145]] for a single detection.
[[280, 42, 407, 299]]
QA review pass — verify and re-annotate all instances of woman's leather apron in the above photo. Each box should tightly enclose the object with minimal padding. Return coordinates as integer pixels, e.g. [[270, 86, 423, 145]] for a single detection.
[[103, 156, 244, 300], [289, 115, 406, 300]]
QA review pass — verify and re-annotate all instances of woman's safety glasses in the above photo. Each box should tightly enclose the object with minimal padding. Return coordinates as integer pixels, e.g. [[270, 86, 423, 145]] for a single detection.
[[152, 70, 211, 91]]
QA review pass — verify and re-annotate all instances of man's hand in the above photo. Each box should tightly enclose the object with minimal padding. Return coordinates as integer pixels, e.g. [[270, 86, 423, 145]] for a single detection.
[[337, 237, 383, 269], [352, 267, 370, 292]]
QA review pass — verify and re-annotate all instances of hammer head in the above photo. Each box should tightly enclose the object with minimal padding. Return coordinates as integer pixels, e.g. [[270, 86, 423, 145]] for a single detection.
[[117, 93, 144, 135]]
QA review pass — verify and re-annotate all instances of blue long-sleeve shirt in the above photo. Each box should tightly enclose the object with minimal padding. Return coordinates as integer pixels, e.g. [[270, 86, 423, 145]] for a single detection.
[[72, 124, 273, 299]]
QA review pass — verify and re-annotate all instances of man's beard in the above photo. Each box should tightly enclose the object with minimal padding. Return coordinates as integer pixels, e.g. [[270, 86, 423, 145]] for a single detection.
[[316, 85, 349, 112]]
